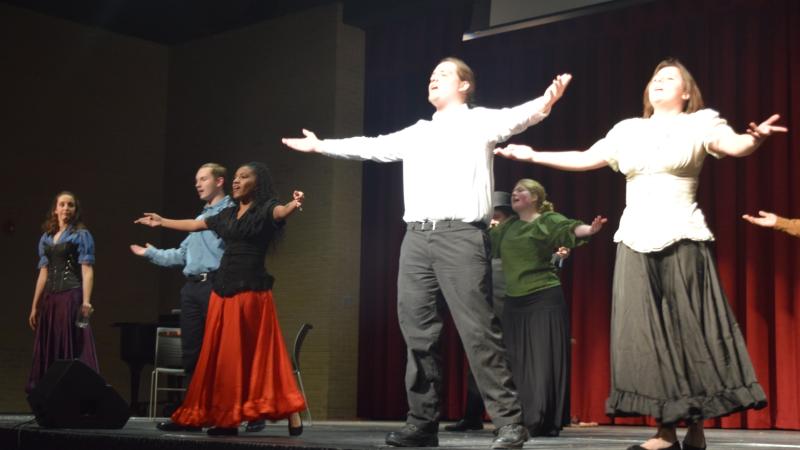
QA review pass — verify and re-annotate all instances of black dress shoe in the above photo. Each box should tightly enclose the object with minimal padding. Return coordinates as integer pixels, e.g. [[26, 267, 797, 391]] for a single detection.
[[385, 423, 439, 447], [492, 423, 528, 448], [682, 440, 706, 450], [444, 419, 483, 432], [245, 420, 266, 432], [491, 423, 529, 449], [527, 426, 560, 438], [626, 443, 680, 450], [207, 426, 238, 436], [155, 421, 201, 432], [542, 428, 560, 437]]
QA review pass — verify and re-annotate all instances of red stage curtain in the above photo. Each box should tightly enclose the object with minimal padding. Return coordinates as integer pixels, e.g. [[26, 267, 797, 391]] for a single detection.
[[356, 0, 800, 429]]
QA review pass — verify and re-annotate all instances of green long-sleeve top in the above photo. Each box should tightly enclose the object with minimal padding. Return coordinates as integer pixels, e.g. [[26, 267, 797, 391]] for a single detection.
[[490, 212, 589, 298]]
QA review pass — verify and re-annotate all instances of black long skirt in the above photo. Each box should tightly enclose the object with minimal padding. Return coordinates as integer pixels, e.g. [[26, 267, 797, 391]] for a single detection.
[[606, 241, 766, 424], [501, 286, 570, 436]]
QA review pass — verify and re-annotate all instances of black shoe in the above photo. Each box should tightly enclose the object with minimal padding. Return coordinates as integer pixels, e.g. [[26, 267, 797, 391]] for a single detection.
[[626, 443, 680, 450], [245, 420, 266, 433], [444, 419, 483, 432], [288, 416, 303, 436], [155, 421, 201, 432], [545, 429, 559, 437], [491, 423, 528, 449], [682, 440, 706, 450], [528, 426, 560, 438], [207, 426, 238, 436], [385, 423, 439, 447]]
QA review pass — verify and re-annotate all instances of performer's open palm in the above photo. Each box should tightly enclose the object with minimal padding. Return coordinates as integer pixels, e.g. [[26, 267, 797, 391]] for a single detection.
[[282, 129, 321, 153], [747, 114, 787, 140], [742, 210, 777, 228], [494, 143, 536, 161], [543, 74, 572, 109], [588, 215, 608, 235]]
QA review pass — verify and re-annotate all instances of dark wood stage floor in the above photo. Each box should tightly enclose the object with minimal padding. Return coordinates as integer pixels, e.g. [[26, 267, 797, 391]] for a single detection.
[[2, 415, 800, 449]]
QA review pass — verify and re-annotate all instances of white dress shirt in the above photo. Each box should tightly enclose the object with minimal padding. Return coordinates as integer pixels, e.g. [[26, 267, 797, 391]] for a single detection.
[[320, 98, 551, 223], [590, 108, 735, 253]]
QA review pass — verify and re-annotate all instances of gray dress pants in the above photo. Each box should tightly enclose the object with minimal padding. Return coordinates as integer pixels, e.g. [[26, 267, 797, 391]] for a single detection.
[[398, 221, 522, 431]]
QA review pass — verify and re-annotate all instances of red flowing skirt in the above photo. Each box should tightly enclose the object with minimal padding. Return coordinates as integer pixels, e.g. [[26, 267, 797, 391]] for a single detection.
[[171, 290, 306, 428]]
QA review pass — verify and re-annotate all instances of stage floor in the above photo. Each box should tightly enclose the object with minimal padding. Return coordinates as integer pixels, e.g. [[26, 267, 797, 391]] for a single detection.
[[2, 415, 800, 449]]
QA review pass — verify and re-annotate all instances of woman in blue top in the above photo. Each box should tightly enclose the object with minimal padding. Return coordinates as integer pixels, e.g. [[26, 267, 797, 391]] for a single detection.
[[27, 191, 99, 393]]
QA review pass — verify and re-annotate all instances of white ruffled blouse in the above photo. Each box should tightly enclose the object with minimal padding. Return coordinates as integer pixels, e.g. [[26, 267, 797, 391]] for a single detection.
[[590, 108, 735, 253]]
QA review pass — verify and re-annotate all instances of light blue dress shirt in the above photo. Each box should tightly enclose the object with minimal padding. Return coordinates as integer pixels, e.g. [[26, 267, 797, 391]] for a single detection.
[[144, 195, 234, 277]]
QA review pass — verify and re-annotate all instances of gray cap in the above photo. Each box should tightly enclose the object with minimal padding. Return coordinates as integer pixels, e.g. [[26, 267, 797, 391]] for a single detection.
[[492, 191, 511, 209]]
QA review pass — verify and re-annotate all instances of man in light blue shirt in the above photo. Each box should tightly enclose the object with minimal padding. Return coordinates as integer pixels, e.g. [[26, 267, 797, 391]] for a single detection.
[[130, 162, 232, 431]]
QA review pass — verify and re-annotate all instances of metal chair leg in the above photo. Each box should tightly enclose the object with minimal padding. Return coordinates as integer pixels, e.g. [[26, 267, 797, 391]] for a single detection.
[[295, 371, 312, 426], [148, 370, 157, 419]]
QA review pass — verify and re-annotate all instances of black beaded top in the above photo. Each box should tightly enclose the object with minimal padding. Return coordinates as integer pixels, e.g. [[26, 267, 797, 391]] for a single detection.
[[205, 199, 284, 297]]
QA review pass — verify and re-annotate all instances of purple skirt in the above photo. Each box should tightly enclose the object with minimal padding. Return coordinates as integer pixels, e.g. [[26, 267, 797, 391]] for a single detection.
[[26, 287, 99, 393]]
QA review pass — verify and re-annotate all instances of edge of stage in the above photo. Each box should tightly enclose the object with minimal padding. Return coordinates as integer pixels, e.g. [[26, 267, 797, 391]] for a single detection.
[[3, 415, 800, 450]]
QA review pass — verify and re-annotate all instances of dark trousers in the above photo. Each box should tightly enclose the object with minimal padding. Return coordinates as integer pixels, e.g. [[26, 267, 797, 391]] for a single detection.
[[462, 371, 485, 422], [179, 280, 212, 375], [398, 223, 522, 431], [462, 258, 507, 423]]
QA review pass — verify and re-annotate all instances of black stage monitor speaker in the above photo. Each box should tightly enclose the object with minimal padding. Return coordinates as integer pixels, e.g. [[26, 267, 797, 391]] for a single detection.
[[27, 360, 130, 428]]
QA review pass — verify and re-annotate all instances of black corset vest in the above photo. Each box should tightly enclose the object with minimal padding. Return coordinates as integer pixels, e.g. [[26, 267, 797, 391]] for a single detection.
[[44, 242, 82, 292]]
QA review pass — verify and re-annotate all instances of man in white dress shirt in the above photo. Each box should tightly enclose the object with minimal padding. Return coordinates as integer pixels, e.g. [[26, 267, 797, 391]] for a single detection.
[[283, 57, 570, 449]]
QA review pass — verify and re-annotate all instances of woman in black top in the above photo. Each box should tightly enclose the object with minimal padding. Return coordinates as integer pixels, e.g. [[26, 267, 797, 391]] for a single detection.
[[137, 162, 306, 436]]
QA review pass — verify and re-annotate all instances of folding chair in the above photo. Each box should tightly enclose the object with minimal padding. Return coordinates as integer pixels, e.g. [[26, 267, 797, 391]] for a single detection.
[[148, 327, 187, 418]]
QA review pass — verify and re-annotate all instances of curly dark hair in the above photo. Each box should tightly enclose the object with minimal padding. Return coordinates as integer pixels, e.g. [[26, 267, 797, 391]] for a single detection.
[[41, 191, 86, 235], [240, 161, 278, 205]]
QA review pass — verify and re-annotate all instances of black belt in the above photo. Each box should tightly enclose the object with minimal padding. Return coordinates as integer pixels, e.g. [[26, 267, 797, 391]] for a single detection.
[[186, 272, 214, 282], [406, 220, 487, 232]]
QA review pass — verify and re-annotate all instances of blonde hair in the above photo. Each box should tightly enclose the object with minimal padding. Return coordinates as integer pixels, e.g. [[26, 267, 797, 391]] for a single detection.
[[642, 58, 704, 118], [200, 162, 227, 180], [516, 179, 554, 213], [439, 56, 476, 104]]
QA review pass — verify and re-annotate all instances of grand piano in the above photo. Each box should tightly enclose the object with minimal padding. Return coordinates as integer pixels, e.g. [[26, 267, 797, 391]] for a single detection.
[[113, 312, 179, 415]]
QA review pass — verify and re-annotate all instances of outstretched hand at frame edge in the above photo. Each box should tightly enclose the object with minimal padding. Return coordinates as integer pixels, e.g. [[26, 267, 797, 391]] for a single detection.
[[282, 129, 322, 153], [742, 210, 778, 228]]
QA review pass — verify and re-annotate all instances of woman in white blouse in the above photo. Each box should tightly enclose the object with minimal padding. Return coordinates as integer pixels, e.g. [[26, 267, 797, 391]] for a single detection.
[[494, 59, 786, 450]]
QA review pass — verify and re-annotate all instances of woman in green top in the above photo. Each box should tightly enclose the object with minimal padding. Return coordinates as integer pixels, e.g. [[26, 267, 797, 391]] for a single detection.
[[491, 178, 606, 437]]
